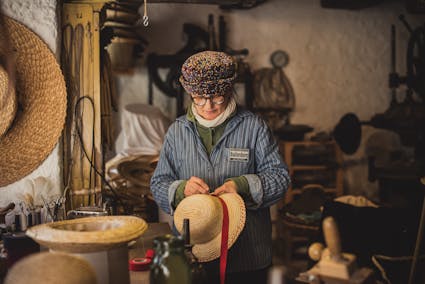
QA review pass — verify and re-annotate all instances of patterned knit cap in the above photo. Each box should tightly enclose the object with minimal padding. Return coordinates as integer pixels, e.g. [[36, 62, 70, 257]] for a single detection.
[[179, 51, 237, 97]]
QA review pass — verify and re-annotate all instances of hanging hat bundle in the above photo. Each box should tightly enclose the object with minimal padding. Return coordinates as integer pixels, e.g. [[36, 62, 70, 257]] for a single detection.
[[102, 1, 149, 72], [0, 16, 67, 187]]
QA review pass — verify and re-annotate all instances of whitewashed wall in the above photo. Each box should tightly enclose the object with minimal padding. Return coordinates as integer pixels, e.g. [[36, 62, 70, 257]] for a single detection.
[[0, 0, 61, 207], [0, 0, 423, 207], [115, 0, 424, 201]]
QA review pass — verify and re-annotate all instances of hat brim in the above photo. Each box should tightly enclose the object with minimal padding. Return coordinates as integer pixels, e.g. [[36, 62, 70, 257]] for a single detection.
[[0, 17, 67, 186], [192, 193, 246, 262], [26, 216, 148, 253]]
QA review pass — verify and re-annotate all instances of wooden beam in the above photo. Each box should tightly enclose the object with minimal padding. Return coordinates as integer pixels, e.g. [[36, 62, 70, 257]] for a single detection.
[[62, 1, 107, 209]]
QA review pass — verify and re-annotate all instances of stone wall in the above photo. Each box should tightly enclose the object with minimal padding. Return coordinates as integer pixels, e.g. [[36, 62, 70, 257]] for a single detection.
[[1, 0, 423, 205], [114, 0, 423, 200]]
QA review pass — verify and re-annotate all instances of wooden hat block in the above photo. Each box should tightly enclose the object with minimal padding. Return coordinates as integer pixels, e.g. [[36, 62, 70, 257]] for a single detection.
[[298, 217, 375, 283], [27, 216, 148, 284]]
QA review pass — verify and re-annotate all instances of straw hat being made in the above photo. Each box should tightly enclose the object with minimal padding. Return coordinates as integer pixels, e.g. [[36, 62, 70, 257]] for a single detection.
[[174, 193, 246, 262], [0, 16, 67, 187]]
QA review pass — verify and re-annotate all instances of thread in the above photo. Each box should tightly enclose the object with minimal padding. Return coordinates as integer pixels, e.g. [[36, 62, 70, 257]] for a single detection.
[[129, 249, 154, 271], [129, 257, 151, 271]]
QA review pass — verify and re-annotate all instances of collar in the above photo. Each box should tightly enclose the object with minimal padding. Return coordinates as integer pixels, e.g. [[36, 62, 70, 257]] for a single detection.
[[186, 101, 237, 128]]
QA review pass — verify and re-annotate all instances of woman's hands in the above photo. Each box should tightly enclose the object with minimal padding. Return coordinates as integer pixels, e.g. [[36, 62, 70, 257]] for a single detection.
[[184, 177, 237, 196], [211, 180, 237, 196], [184, 176, 209, 196]]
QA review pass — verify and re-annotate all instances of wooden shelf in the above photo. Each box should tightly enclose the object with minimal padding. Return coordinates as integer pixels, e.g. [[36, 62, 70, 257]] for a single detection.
[[291, 188, 341, 195], [291, 165, 328, 171], [280, 140, 344, 204]]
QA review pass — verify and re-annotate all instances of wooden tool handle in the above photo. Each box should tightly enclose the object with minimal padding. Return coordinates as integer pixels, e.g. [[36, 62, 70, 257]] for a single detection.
[[308, 242, 325, 261], [323, 216, 343, 260]]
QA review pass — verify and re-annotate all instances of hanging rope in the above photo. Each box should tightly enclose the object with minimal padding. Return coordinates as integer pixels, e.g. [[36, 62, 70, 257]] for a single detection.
[[143, 0, 149, 27], [74, 96, 125, 209], [136, 0, 149, 27]]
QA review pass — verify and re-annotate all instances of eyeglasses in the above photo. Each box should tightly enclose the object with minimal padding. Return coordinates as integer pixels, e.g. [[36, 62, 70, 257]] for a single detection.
[[191, 95, 226, 106]]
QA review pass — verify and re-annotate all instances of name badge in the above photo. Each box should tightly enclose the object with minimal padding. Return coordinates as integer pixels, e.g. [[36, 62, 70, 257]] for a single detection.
[[228, 148, 250, 162]]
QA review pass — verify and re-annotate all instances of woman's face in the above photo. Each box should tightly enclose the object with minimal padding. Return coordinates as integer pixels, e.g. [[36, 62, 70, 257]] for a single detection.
[[192, 94, 229, 120]]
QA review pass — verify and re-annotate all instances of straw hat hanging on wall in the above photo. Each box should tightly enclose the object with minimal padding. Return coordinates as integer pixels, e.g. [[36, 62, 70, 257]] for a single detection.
[[0, 16, 67, 187], [0, 65, 16, 138]]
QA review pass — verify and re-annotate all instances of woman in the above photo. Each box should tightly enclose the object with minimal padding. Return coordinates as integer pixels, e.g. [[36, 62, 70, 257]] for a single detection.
[[150, 51, 290, 283]]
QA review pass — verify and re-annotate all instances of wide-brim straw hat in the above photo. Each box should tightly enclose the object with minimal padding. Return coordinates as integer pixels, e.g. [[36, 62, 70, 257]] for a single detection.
[[174, 193, 246, 262], [26, 216, 148, 253], [179, 51, 237, 97], [0, 16, 67, 187], [4, 252, 97, 284], [0, 65, 16, 138]]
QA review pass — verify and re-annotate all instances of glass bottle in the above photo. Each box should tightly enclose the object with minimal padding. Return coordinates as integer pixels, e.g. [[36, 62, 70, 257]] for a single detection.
[[182, 219, 207, 284], [150, 234, 192, 284]]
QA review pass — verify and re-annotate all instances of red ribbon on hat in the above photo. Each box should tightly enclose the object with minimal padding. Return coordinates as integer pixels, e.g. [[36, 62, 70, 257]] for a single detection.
[[217, 197, 229, 284]]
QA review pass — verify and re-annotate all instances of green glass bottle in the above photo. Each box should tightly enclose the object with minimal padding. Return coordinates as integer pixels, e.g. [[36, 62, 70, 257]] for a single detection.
[[182, 219, 207, 284], [150, 234, 192, 284]]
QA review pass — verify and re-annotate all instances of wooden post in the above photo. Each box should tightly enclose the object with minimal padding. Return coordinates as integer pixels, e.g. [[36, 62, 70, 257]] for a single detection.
[[62, 0, 107, 209]]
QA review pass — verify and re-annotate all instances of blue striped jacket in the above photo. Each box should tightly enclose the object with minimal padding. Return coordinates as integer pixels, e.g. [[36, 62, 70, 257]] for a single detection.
[[150, 108, 290, 272]]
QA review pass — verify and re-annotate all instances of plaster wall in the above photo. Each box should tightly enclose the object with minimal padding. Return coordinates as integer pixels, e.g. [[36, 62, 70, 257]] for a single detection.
[[115, 0, 424, 200], [0, 0, 423, 207], [0, 0, 61, 206]]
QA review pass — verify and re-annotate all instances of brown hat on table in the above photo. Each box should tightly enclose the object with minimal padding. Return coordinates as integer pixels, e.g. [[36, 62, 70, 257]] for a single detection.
[[0, 16, 67, 187], [174, 193, 246, 262]]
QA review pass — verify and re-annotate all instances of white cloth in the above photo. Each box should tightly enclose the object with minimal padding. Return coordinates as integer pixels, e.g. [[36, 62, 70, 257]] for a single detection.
[[118, 103, 171, 156], [191, 97, 236, 128]]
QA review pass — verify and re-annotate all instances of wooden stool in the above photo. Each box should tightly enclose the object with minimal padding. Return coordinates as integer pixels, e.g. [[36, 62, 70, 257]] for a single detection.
[[279, 215, 320, 263]]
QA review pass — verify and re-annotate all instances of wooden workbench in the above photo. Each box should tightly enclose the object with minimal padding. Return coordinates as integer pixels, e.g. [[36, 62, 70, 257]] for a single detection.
[[129, 222, 172, 284]]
